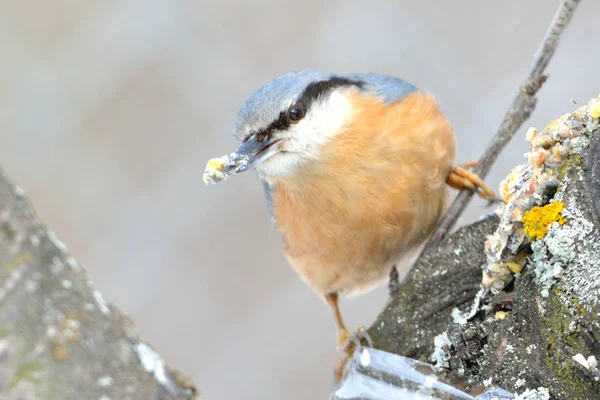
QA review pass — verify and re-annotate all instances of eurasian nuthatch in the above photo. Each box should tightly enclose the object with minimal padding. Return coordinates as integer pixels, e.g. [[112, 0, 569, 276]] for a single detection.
[[204, 70, 494, 379]]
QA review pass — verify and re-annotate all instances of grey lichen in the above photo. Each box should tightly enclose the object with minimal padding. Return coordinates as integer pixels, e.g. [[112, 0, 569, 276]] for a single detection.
[[530, 186, 600, 302], [514, 387, 550, 400], [530, 221, 575, 298]]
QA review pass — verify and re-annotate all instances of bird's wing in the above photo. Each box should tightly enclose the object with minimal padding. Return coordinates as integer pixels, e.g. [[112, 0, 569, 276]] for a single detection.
[[343, 72, 418, 104], [262, 178, 277, 226]]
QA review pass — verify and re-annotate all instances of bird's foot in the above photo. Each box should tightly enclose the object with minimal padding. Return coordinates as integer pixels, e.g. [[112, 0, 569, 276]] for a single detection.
[[333, 325, 373, 384], [447, 160, 502, 204]]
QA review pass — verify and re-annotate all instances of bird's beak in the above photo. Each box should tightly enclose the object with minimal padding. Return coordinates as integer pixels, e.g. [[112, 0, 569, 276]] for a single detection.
[[203, 134, 280, 185]]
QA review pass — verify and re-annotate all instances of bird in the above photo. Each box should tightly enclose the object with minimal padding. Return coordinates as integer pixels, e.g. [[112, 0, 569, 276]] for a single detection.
[[203, 70, 495, 381]]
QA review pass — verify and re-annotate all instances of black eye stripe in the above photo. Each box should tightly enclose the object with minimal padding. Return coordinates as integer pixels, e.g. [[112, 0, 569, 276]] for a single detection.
[[249, 76, 364, 142], [299, 77, 364, 110], [240, 110, 289, 143]]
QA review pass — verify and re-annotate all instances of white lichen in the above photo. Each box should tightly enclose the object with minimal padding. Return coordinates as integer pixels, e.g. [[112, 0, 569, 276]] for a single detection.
[[50, 256, 65, 275], [13, 185, 25, 197], [97, 375, 114, 387], [135, 342, 170, 387], [24, 279, 39, 293], [573, 353, 589, 368], [47, 229, 67, 253], [514, 387, 550, 400], [66, 256, 80, 272], [573, 353, 598, 374], [0, 339, 9, 357], [0, 263, 28, 303], [67, 319, 80, 330], [29, 234, 40, 247], [452, 287, 486, 324], [46, 325, 58, 339], [514, 378, 526, 389], [431, 331, 452, 368], [93, 289, 111, 315]]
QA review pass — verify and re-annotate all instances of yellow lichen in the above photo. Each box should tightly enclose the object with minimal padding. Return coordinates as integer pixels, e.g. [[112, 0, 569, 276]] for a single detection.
[[522, 200, 567, 240], [588, 101, 600, 119], [207, 158, 226, 171], [2, 252, 31, 274], [525, 127, 538, 141], [542, 119, 561, 133], [495, 311, 507, 320], [8, 361, 44, 389], [203, 155, 230, 185], [506, 261, 523, 274], [499, 169, 522, 202]]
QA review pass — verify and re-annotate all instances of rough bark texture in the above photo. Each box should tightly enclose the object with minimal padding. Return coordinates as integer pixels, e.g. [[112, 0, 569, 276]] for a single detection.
[[0, 169, 198, 399], [370, 213, 498, 360], [399, 0, 581, 292], [369, 105, 600, 399]]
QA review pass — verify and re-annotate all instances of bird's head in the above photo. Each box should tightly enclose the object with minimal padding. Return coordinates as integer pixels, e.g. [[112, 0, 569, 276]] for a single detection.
[[203, 70, 416, 184]]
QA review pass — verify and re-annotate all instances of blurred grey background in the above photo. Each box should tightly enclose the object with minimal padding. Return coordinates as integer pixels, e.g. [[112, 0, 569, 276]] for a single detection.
[[0, 1, 597, 399]]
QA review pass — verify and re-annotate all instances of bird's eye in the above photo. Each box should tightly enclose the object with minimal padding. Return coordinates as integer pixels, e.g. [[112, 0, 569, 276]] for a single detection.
[[288, 102, 306, 122]]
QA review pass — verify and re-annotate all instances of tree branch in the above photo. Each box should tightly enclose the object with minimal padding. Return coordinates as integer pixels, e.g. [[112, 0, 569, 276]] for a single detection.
[[390, 0, 581, 295]]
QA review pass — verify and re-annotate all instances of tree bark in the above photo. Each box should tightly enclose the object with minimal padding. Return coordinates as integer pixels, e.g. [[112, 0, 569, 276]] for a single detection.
[[0, 169, 198, 399], [368, 99, 600, 399]]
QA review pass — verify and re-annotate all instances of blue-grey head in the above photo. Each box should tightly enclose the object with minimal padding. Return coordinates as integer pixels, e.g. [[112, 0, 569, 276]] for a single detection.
[[211, 70, 417, 182]]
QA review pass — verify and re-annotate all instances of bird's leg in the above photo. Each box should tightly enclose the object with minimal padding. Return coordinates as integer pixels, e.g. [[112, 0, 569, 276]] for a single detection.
[[447, 160, 497, 200], [325, 293, 373, 383], [325, 293, 350, 349]]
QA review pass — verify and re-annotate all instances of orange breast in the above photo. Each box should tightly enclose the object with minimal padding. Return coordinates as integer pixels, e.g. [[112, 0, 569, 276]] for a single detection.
[[272, 90, 456, 296]]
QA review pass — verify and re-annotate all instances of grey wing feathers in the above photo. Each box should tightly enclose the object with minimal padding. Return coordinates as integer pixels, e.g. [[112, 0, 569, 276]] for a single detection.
[[262, 179, 276, 226], [343, 72, 418, 105]]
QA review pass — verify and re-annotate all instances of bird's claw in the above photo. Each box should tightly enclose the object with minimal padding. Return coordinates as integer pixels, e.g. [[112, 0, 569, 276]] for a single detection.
[[333, 325, 373, 385], [340, 325, 373, 352], [447, 160, 497, 200]]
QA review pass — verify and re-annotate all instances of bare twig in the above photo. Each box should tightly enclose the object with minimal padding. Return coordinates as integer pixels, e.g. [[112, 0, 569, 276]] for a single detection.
[[389, 0, 581, 295]]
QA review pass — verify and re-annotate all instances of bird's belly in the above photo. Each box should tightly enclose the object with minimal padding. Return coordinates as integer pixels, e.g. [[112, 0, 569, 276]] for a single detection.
[[279, 205, 441, 296], [293, 249, 424, 298], [281, 235, 398, 296], [275, 173, 451, 296]]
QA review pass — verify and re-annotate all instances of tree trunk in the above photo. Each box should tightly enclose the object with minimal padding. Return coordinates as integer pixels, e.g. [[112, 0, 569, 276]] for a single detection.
[[367, 99, 600, 399], [0, 169, 198, 399]]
